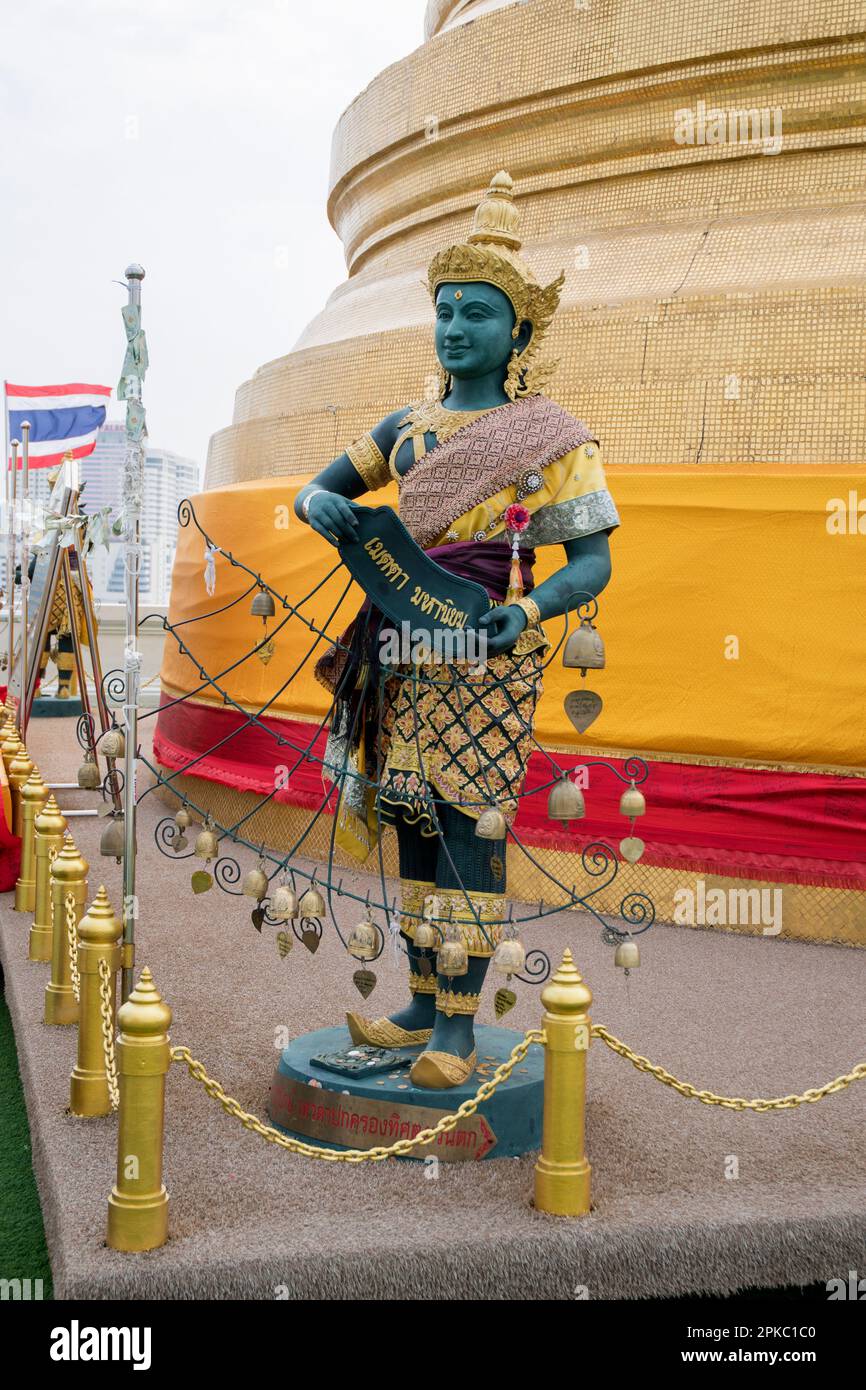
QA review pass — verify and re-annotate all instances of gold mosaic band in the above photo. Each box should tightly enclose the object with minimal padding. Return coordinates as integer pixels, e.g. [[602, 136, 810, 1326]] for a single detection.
[[399, 877, 437, 943], [409, 970, 438, 995], [432, 887, 505, 957], [346, 432, 390, 493], [436, 987, 481, 1017], [511, 595, 541, 628]]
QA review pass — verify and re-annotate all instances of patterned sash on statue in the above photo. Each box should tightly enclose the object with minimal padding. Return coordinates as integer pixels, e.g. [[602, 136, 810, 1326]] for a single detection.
[[397, 394, 593, 549]]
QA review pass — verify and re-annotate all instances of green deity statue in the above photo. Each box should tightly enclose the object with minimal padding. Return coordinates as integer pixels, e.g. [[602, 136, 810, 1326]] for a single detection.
[[296, 171, 619, 1088]]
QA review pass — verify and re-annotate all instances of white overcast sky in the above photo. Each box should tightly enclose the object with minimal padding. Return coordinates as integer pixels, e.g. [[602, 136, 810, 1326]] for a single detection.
[[0, 0, 422, 472]]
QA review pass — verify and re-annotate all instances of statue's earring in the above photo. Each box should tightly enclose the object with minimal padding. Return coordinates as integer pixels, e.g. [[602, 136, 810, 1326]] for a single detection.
[[504, 348, 523, 402], [436, 365, 451, 401]]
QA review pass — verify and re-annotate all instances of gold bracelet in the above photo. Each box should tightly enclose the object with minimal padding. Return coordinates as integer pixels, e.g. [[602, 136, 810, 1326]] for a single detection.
[[511, 596, 541, 628]]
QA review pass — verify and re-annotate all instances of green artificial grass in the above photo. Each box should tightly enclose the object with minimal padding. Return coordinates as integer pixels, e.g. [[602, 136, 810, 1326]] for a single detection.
[[0, 980, 52, 1298]]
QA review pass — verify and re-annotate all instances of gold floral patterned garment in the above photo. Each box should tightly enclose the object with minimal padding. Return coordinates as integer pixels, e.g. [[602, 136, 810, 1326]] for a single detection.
[[324, 394, 619, 860]]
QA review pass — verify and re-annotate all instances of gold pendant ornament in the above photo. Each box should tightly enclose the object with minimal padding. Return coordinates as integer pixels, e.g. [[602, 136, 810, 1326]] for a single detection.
[[174, 805, 191, 830], [191, 869, 212, 894], [352, 967, 377, 999], [563, 689, 603, 734], [276, 930, 292, 959], [619, 835, 645, 864], [494, 987, 517, 1020]]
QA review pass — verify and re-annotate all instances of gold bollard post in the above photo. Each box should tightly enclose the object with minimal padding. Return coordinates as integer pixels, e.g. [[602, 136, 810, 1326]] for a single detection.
[[14, 768, 49, 912], [69, 885, 121, 1117], [30, 793, 67, 962], [533, 949, 593, 1217], [106, 967, 172, 1252], [1, 721, 23, 773], [44, 833, 88, 1026], [8, 742, 35, 836]]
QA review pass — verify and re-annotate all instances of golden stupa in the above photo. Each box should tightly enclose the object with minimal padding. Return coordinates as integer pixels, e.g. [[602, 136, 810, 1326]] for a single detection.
[[157, 0, 866, 943]]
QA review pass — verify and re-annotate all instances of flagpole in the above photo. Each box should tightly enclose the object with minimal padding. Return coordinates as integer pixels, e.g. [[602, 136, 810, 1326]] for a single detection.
[[7, 437, 18, 713], [121, 263, 145, 1003], [19, 420, 30, 740]]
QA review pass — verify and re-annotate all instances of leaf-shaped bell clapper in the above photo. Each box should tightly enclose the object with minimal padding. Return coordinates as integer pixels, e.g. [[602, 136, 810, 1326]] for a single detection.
[[476, 804, 507, 840], [242, 861, 269, 900], [348, 918, 381, 961], [77, 750, 101, 789], [194, 815, 219, 862], [436, 924, 468, 978], [270, 882, 299, 921], [174, 804, 192, 830], [251, 587, 275, 621], [619, 780, 646, 820], [614, 937, 640, 971], [563, 617, 605, 674], [547, 774, 585, 825], [493, 926, 526, 978], [100, 723, 126, 759], [298, 881, 325, 918], [100, 813, 125, 860]]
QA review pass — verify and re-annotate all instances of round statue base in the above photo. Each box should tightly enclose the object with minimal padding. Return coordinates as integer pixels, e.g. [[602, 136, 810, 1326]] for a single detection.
[[269, 1024, 544, 1162]]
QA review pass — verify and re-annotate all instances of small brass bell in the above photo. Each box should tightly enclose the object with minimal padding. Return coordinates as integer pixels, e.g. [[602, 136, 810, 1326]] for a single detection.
[[100, 724, 126, 759], [299, 882, 325, 917], [242, 864, 269, 900], [614, 937, 640, 971], [270, 883, 299, 920], [175, 805, 191, 830], [547, 775, 585, 825], [563, 617, 605, 673], [77, 751, 101, 790], [493, 928, 526, 977], [194, 817, 219, 861], [619, 781, 646, 819], [100, 813, 125, 860], [251, 588, 276, 620], [476, 804, 507, 840], [348, 918, 381, 961], [436, 925, 468, 978], [413, 917, 438, 949]]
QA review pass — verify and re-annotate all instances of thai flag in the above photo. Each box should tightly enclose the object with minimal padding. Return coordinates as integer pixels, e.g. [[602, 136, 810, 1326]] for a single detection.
[[5, 381, 112, 469]]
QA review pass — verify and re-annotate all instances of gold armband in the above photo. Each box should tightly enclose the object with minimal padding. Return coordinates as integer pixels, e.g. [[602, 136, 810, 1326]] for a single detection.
[[511, 596, 541, 628], [346, 432, 390, 492]]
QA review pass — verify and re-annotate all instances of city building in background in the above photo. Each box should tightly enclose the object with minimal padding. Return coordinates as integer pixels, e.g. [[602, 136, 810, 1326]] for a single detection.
[[23, 419, 201, 606]]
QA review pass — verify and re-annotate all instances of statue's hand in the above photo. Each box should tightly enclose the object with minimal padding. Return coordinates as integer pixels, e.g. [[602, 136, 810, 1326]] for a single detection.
[[306, 491, 359, 547], [477, 603, 527, 656]]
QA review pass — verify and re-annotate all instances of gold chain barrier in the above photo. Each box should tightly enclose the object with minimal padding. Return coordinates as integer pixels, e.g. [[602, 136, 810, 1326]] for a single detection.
[[98, 958, 120, 1111], [169, 1030, 544, 1163], [592, 1025, 866, 1112], [66, 893, 81, 1004]]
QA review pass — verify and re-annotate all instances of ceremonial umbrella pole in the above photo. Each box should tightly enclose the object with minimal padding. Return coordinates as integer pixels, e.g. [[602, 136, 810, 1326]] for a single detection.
[[119, 263, 147, 1002], [19, 420, 30, 740]]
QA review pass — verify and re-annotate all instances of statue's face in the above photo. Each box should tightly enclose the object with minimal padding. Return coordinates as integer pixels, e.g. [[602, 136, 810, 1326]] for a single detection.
[[435, 281, 531, 380]]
